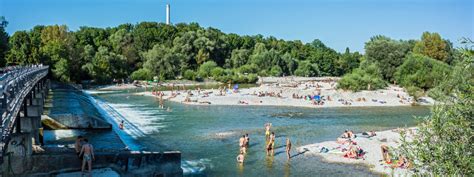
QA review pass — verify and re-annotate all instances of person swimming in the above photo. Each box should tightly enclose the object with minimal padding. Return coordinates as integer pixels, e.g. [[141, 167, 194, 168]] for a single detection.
[[119, 120, 124, 129]]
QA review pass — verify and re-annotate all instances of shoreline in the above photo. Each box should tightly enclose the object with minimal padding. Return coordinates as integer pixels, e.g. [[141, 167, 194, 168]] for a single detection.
[[297, 128, 416, 176], [137, 83, 434, 108]]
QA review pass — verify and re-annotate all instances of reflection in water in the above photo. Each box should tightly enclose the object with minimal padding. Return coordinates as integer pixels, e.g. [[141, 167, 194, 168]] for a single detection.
[[284, 161, 291, 177], [237, 162, 244, 176], [266, 155, 274, 171]]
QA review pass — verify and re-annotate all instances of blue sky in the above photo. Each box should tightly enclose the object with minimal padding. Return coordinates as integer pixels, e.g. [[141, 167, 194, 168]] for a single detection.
[[1, 0, 472, 52]]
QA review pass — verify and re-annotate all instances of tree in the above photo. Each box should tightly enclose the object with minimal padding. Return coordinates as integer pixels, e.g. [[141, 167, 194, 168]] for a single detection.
[[364, 36, 412, 81], [294, 60, 320, 77], [394, 53, 451, 90], [6, 31, 32, 65], [143, 44, 180, 80], [413, 32, 450, 62], [399, 47, 473, 175], [0, 16, 8, 66], [229, 49, 250, 68]]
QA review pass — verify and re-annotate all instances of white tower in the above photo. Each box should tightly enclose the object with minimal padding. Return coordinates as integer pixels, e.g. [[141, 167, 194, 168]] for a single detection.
[[166, 4, 170, 25]]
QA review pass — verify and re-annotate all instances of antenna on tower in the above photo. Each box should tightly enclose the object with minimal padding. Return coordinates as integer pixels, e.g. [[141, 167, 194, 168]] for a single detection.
[[166, 3, 170, 25]]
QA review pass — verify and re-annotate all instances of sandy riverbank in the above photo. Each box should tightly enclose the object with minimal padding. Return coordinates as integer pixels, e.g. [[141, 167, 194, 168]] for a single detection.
[[138, 79, 434, 108], [297, 128, 416, 176]]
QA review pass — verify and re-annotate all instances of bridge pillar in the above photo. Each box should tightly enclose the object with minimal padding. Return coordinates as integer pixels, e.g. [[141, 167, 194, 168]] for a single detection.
[[3, 133, 34, 174]]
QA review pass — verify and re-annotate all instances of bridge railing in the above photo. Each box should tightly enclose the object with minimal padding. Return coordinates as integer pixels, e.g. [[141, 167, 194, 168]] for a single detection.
[[0, 65, 49, 160]]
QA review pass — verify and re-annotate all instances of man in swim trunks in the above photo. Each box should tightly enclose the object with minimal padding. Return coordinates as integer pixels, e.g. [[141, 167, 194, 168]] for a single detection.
[[239, 135, 246, 154], [80, 138, 95, 176]]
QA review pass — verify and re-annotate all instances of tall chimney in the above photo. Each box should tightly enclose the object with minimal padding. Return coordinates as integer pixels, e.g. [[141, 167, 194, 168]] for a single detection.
[[166, 4, 170, 25]]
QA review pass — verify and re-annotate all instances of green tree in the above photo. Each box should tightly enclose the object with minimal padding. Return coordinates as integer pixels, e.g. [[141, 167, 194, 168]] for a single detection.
[[338, 62, 387, 91], [294, 60, 320, 77], [0, 16, 8, 66], [198, 60, 218, 78], [6, 31, 33, 64], [143, 44, 180, 80], [364, 35, 412, 81], [399, 49, 473, 175], [413, 32, 450, 62], [394, 53, 451, 90], [229, 49, 250, 68]]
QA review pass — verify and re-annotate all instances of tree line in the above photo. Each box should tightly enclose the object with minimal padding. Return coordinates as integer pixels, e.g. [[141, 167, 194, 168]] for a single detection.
[[0, 16, 469, 98], [0, 17, 361, 84]]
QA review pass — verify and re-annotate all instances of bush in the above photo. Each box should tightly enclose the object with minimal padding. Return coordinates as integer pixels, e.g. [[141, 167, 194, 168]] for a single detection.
[[183, 70, 197, 80], [247, 74, 258, 83], [269, 65, 283, 76], [198, 61, 218, 78], [337, 64, 386, 91], [210, 67, 224, 78], [238, 64, 259, 74], [130, 68, 153, 81], [395, 53, 451, 90]]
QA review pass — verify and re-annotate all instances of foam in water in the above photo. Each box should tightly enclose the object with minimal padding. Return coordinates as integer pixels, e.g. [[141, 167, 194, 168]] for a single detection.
[[181, 159, 213, 175], [84, 90, 170, 151]]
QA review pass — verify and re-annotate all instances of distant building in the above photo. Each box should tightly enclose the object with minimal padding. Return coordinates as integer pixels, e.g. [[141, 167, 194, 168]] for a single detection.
[[166, 4, 170, 25]]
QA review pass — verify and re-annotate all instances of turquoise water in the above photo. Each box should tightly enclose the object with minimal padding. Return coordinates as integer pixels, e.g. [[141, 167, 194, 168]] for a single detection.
[[94, 91, 430, 177]]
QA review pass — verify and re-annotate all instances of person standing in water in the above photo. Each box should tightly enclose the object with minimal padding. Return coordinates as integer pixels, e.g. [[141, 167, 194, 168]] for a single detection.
[[267, 132, 275, 156], [245, 134, 250, 148], [286, 138, 292, 160], [80, 138, 95, 177], [265, 123, 272, 140], [239, 135, 246, 154]]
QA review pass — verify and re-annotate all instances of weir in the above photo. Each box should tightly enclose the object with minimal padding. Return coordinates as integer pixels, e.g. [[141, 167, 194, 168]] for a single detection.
[[0, 66, 182, 176]]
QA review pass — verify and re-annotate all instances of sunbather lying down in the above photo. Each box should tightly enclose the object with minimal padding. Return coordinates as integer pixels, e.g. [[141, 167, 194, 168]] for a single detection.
[[199, 101, 211, 104]]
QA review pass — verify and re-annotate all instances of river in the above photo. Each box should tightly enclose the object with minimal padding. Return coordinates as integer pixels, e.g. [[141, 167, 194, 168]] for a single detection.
[[79, 89, 429, 177]]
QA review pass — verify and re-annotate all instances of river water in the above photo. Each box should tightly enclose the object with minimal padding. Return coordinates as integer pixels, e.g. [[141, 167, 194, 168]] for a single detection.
[[85, 90, 430, 177]]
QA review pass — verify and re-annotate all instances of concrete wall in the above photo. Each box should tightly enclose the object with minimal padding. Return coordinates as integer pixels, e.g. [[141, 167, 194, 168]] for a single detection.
[[2, 150, 182, 177]]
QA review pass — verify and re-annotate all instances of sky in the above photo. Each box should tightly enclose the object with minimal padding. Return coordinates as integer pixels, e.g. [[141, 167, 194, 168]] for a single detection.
[[1, 0, 473, 52]]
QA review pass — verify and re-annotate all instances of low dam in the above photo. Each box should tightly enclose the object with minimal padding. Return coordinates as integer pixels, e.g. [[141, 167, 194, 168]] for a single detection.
[[0, 67, 182, 177]]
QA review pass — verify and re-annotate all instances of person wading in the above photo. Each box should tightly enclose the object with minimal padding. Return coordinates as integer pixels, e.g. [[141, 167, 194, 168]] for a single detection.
[[80, 138, 95, 177]]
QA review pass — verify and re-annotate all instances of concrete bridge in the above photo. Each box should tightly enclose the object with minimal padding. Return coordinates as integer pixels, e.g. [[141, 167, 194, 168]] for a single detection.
[[0, 65, 49, 165]]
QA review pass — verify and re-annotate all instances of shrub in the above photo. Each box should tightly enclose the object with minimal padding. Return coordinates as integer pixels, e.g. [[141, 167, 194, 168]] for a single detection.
[[337, 64, 386, 91], [130, 68, 153, 81], [210, 67, 224, 78], [269, 65, 283, 76], [183, 70, 197, 80], [197, 61, 218, 78], [238, 64, 259, 74]]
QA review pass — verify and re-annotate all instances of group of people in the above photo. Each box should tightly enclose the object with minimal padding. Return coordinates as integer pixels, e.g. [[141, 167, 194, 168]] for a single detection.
[[330, 129, 411, 169], [75, 136, 95, 177], [253, 91, 283, 98], [381, 144, 411, 168], [236, 122, 292, 164]]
